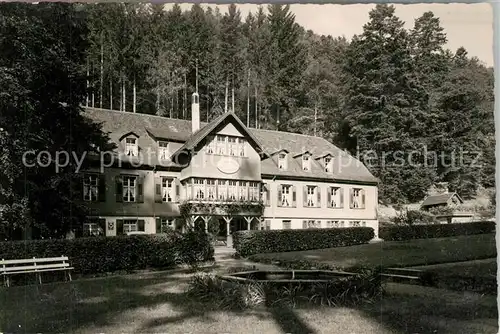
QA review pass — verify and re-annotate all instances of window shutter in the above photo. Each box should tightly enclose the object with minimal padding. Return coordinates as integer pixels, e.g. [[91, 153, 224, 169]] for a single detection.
[[327, 187, 331, 208], [116, 219, 124, 235], [137, 177, 144, 203], [155, 177, 162, 203], [265, 185, 270, 206], [340, 188, 344, 208], [98, 219, 106, 236], [292, 186, 296, 207], [155, 217, 161, 233], [349, 188, 354, 209], [175, 179, 180, 202], [137, 219, 146, 232], [115, 176, 123, 202], [303, 186, 308, 206], [302, 220, 307, 229], [277, 186, 282, 207], [361, 189, 366, 208], [98, 175, 106, 202], [316, 187, 321, 207]]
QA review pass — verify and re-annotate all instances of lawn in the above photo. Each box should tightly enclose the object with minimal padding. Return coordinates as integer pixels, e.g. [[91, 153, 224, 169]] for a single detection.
[[0, 269, 497, 333], [248, 233, 497, 270]]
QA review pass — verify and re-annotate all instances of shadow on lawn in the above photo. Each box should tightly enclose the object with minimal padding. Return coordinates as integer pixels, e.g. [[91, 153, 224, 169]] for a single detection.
[[0, 271, 497, 334]]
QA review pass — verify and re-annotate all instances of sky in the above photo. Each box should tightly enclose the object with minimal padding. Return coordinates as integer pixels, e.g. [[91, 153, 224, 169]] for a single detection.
[[168, 3, 494, 67]]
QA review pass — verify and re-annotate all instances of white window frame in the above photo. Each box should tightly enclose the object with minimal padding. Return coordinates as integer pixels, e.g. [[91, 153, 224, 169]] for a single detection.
[[216, 135, 226, 155], [123, 176, 137, 202], [228, 137, 237, 156], [161, 177, 173, 202], [83, 174, 99, 202], [278, 153, 287, 170], [160, 218, 175, 232], [206, 136, 216, 154], [228, 180, 237, 200], [306, 186, 316, 207], [302, 154, 311, 171], [125, 137, 138, 157], [324, 156, 332, 173], [194, 178, 205, 200], [218, 180, 227, 200], [238, 138, 246, 157], [249, 182, 259, 201], [206, 179, 216, 200], [123, 219, 138, 233], [330, 187, 341, 208], [282, 220, 291, 229], [352, 188, 362, 209], [158, 141, 169, 160], [83, 222, 103, 236], [281, 185, 291, 207], [239, 181, 247, 200]]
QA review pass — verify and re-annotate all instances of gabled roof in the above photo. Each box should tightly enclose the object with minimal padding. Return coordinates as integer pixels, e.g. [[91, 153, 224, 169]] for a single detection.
[[118, 131, 140, 141], [315, 152, 334, 160], [83, 107, 378, 183], [292, 151, 313, 158], [171, 112, 264, 158], [421, 192, 463, 207]]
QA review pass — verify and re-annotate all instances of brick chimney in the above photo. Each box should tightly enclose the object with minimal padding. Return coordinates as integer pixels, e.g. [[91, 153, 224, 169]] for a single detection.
[[192, 92, 200, 133]]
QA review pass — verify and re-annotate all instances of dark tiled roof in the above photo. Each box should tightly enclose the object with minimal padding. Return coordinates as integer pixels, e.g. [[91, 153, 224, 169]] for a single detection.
[[421, 193, 462, 207], [84, 107, 378, 183]]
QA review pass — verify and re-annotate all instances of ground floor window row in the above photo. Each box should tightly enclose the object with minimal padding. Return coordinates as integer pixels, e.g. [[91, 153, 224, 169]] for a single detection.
[[262, 219, 368, 230]]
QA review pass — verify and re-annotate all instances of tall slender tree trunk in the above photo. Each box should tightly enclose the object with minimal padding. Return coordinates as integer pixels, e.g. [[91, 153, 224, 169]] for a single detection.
[[119, 78, 122, 111], [156, 87, 160, 114], [255, 85, 258, 129], [122, 76, 126, 112], [86, 61, 89, 107], [175, 89, 179, 119], [100, 36, 103, 109], [231, 76, 235, 113], [133, 75, 136, 113], [170, 94, 173, 118], [109, 78, 113, 110], [91, 65, 95, 108], [224, 76, 228, 113], [183, 72, 187, 119], [314, 103, 317, 136], [247, 68, 250, 127]]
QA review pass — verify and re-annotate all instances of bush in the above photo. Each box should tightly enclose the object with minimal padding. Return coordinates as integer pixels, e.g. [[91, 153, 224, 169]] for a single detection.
[[0, 231, 214, 275], [379, 221, 495, 241], [175, 230, 215, 267], [392, 210, 437, 225], [233, 227, 374, 257]]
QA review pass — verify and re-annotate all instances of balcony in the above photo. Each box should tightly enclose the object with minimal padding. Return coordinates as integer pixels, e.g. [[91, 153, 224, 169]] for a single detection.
[[179, 199, 264, 217]]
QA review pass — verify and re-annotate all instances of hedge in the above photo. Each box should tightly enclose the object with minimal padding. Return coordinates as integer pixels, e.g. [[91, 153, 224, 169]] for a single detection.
[[379, 221, 495, 241], [0, 230, 214, 275], [233, 227, 374, 257]]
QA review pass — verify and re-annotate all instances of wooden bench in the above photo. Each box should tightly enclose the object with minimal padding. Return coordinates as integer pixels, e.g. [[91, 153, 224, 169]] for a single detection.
[[1, 256, 73, 287]]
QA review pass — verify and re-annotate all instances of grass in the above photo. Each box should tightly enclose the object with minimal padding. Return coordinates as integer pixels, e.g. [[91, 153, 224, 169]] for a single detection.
[[0, 268, 497, 333], [248, 233, 496, 271]]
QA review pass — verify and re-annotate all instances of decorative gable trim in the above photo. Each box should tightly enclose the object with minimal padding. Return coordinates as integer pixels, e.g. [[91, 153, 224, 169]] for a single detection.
[[118, 131, 140, 142], [269, 149, 290, 157], [292, 151, 313, 159], [315, 152, 334, 160]]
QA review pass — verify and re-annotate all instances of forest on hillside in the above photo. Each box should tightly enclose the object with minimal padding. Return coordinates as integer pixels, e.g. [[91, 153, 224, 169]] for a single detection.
[[0, 3, 495, 237]]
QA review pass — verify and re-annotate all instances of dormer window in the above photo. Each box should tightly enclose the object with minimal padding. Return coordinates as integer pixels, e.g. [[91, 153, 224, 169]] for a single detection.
[[158, 141, 169, 160], [324, 156, 332, 173], [302, 154, 311, 171], [125, 137, 138, 156], [278, 153, 287, 170]]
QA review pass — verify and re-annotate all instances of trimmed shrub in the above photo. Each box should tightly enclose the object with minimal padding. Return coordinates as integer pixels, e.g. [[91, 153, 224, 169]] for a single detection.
[[175, 230, 215, 267], [0, 231, 214, 275], [379, 221, 495, 241], [233, 227, 374, 257], [392, 210, 437, 225]]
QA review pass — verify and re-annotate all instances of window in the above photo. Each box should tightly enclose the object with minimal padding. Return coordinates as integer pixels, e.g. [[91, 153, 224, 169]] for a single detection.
[[282, 220, 291, 229], [329, 187, 342, 208], [302, 154, 311, 171], [194, 179, 205, 200], [123, 219, 138, 233], [160, 218, 175, 232], [249, 182, 260, 201], [281, 185, 291, 207], [125, 137, 138, 156], [206, 136, 215, 154], [207, 179, 216, 200], [158, 141, 169, 160], [324, 156, 332, 173], [217, 135, 226, 155], [228, 181, 237, 200], [123, 176, 137, 202], [261, 220, 271, 230], [83, 174, 98, 202], [238, 138, 246, 157], [278, 153, 287, 170], [83, 222, 103, 236], [306, 186, 316, 207], [326, 220, 340, 228], [239, 181, 247, 200], [350, 221, 361, 227], [228, 137, 237, 156], [351, 188, 365, 209], [303, 220, 319, 229], [161, 178, 173, 202], [261, 183, 270, 206], [362, 221, 366, 227], [218, 180, 227, 200]]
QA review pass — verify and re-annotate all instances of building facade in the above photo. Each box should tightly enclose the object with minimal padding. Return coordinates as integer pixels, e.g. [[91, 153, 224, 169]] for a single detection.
[[80, 93, 379, 240]]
